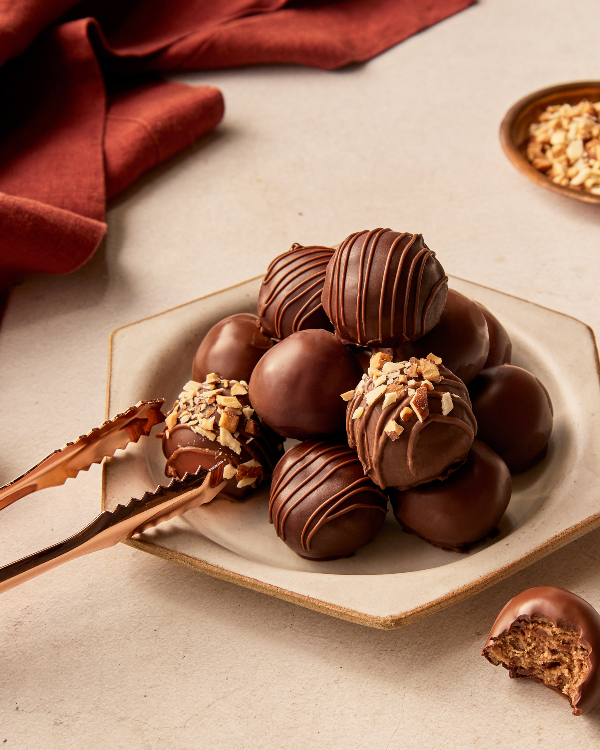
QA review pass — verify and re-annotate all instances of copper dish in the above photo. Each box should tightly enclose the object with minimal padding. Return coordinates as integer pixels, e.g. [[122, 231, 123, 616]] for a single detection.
[[500, 81, 600, 205]]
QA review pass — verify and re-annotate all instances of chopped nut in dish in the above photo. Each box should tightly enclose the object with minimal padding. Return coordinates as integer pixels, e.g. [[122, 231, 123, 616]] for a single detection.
[[526, 100, 600, 195]]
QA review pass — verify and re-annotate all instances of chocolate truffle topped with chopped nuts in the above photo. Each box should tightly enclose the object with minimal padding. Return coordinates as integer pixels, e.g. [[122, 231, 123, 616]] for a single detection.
[[270, 440, 388, 560], [346, 351, 476, 490], [483, 586, 600, 716], [322, 229, 448, 347], [162, 374, 283, 500], [249, 329, 364, 440], [257, 243, 335, 340]]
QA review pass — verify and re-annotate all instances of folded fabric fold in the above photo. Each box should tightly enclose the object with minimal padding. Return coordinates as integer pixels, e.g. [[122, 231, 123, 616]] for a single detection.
[[0, 0, 474, 297]]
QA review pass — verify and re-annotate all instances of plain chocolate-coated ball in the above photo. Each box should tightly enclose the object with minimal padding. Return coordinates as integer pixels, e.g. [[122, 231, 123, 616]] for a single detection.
[[469, 364, 553, 473], [249, 329, 364, 439], [390, 439, 511, 551], [397, 289, 490, 384], [192, 313, 274, 384]]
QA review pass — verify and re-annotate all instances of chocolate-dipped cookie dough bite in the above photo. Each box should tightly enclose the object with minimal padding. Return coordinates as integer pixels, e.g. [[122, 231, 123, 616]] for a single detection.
[[483, 587, 600, 716], [346, 352, 477, 490], [469, 364, 553, 473], [322, 229, 448, 347], [162, 375, 283, 500], [389, 439, 511, 552], [249, 329, 364, 439], [476, 302, 512, 368], [269, 440, 388, 560], [396, 289, 490, 384], [257, 243, 334, 339], [192, 313, 274, 384]]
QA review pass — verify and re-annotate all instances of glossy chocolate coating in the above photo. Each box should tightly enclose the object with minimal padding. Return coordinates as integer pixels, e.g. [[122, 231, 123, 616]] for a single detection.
[[397, 289, 490, 384], [469, 364, 553, 473], [257, 243, 335, 340], [322, 229, 448, 347], [483, 586, 600, 715], [389, 439, 511, 551], [162, 378, 283, 500], [192, 313, 274, 384], [249, 329, 364, 439], [347, 361, 477, 490], [476, 302, 512, 368], [269, 440, 388, 560]]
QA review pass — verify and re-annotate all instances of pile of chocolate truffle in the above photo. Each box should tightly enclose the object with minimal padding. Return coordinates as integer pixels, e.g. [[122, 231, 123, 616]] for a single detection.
[[161, 228, 554, 561]]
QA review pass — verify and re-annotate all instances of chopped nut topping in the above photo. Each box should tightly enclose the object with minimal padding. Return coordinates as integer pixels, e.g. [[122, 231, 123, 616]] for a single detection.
[[183, 380, 202, 394], [244, 419, 261, 436], [370, 352, 393, 372], [526, 100, 600, 194], [223, 464, 238, 480], [382, 392, 398, 409], [242, 406, 254, 420], [219, 409, 240, 433], [421, 379, 434, 391], [382, 361, 403, 374], [373, 374, 387, 387], [237, 477, 259, 488], [219, 427, 242, 454], [384, 419, 404, 440], [205, 373, 220, 383], [400, 407, 413, 421], [200, 416, 215, 431], [191, 426, 216, 440], [427, 353, 442, 365], [418, 358, 441, 382], [230, 383, 248, 396], [236, 459, 262, 483], [366, 383, 387, 406], [386, 381, 407, 398], [340, 389, 355, 401], [216, 394, 243, 409], [165, 411, 178, 431], [407, 388, 416, 397], [441, 392, 454, 416], [410, 386, 429, 422], [352, 406, 365, 419], [406, 363, 419, 378]]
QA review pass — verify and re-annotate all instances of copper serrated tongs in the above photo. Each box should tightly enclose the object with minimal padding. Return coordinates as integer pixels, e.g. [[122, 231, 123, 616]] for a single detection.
[[0, 400, 226, 595]]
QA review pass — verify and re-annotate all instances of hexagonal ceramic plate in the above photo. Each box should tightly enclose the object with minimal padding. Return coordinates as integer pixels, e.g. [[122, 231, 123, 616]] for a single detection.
[[103, 275, 600, 629]]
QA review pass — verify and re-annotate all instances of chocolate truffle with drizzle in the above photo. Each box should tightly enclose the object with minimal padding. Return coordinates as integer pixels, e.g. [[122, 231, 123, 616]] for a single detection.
[[258, 243, 334, 340], [162, 374, 283, 500], [346, 351, 476, 490], [269, 440, 388, 560], [322, 229, 448, 347]]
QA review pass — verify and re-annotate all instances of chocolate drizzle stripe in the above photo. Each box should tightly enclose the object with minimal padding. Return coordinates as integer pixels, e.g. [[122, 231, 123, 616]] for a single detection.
[[412, 245, 430, 335], [273, 451, 359, 539], [295, 289, 325, 331], [386, 232, 409, 341], [303, 481, 387, 551], [402, 245, 428, 341], [269, 440, 335, 522], [421, 274, 449, 332]]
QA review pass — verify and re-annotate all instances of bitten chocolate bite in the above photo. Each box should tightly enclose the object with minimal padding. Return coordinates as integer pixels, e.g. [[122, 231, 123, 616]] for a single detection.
[[162, 375, 283, 500], [322, 229, 448, 347], [192, 313, 274, 384], [269, 440, 388, 560], [249, 329, 364, 439], [483, 586, 600, 716], [257, 243, 335, 339], [389, 439, 511, 551], [396, 289, 490, 384], [469, 364, 553, 473], [346, 352, 477, 490]]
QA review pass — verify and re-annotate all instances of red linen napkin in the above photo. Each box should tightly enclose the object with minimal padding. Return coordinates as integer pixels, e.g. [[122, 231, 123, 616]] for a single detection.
[[0, 0, 474, 296]]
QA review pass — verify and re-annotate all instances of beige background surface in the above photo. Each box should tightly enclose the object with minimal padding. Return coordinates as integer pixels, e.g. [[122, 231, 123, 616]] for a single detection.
[[1, 0, 600, 747]]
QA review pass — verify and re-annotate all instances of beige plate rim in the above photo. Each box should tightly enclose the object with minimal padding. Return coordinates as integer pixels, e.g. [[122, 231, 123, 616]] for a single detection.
[[103, 275, 600, 630]]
